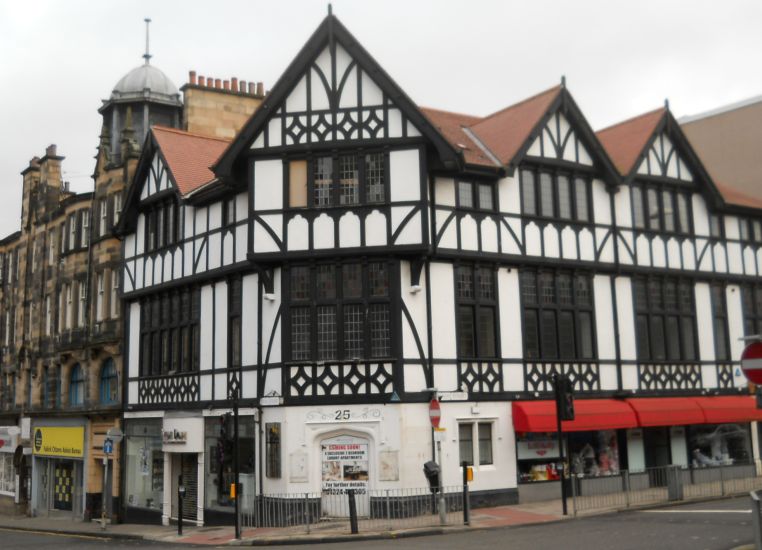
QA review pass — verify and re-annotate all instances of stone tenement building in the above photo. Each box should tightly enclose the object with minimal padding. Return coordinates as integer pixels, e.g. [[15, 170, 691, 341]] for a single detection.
[[0, 43, 264, 521]]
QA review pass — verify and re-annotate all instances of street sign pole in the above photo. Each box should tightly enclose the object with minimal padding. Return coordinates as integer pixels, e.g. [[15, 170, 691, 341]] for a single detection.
[[101, 438, 112, 531]]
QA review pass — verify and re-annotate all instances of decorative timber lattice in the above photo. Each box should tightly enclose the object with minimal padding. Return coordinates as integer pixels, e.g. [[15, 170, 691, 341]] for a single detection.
[[716, 364, 735, 389], [458, 362, 503, 394], [524, 362, 600, 393], [138, 374, 200, 404], [286, 361, 393, 398], [638, 364, 702, 391]]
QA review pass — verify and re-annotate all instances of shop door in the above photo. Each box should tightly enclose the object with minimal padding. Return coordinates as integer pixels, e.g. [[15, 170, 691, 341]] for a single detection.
[[644, 427, 671, 468], [53, 461, 74, 511], [171, 454, 198, 522], [320, 435, 370, 517]]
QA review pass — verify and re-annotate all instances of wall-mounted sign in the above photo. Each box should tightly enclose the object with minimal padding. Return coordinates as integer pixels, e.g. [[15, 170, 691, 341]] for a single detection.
[[306, 408, 382, 423], [321, 435, 369, 495], [162, 429, 187, 444], [517, 435, 559, 460], [32, 426, 85, 458]]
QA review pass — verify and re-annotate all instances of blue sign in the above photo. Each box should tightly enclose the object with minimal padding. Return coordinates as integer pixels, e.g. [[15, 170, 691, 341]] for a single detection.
[[103, 438, 113, 455]]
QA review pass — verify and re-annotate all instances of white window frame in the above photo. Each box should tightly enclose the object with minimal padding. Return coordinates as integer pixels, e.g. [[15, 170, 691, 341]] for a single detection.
[[110, 270, 120, 319], [458, 421, 494, 467], [100, 200, 108, 237], [45, 295, 51, 336], [66, 284, 73, 330], [81, 210, 90, 246], [48, 228, 56, 264], [96, 273, 104, 322], [113, 193, 122, 225], [68, 214, 76, 250], [78, 281, 86, 327]]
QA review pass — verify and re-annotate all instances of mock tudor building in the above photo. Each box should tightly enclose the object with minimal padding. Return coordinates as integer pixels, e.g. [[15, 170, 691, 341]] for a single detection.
[[116, 13, 762, 526]]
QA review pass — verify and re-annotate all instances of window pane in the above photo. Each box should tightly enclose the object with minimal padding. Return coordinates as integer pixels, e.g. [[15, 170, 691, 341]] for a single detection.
[[647, 188, 660, 230], [316, 306, 337, 360], [557, 274, 573, 306], [290, 267, 310, 301], [633, 279, 648, 311], [342, 264, 362, 299], [578, 312, 594, 359], [477, 307, 496, 358], [681, 317, 696, 360], [520, 272, 537, 305], [557, 175, 572, 219], [540, 173, 554, 217], [477, 267, 494, 300], [458, 181, 473, 208], [754, 221, 762, 242], [665, 316, 680, 360], [343, 304, 364, 359], [575, 177, 589, 222], [365, 153, 385, 203], [740, 219, 750, 241], [521, 171, 536, 215], [709, 214, 722, 238], [541, 310, 558, 358], [574, 276, 591, 307], [662, 191, 675, 232], [458, 306, 475, 357], [339, 156, 359, 205], [368, 262, 389, 297], [478, 184, 493, 210], [648, 279, 663, 310], [291, 307, 311, 360], [478, 423, 493, 465], [663, 281, 677, 311], [650, 316, 666, 360], [632, 187, 645, 229], [558, 311, 575, 359], [314, 157, 333, 207], [539, 272, 556, 305], [714, 317, 729, 361], [459, 424, 473, 466], [456, 266, 474, 300], [316, 265, 336, 300], [677, 194, 690, 233], [369, 304, 391, 358], [679, 283, 694, 313], [523, 310, 540, 359]]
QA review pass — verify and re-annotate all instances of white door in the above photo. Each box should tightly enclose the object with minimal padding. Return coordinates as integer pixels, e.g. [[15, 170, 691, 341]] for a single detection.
[[320, 434, 370, 517]]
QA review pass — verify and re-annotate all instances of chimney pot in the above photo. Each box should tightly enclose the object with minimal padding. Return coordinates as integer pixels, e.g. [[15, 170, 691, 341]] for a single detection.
[[189, 70, 197, 85], [248, 82, 255, 94], [239, 80, 246, 93], [215, 78, 222, 89], [45, 144, 57, 157], [223, 79, 230, 90], [231, 77, 238, 90], [256, 82, 264, 96], [198, 75, 206, 86]]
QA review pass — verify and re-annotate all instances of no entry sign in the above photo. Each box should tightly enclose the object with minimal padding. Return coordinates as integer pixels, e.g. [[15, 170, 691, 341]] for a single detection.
[[429, 398, 441, 429], [741, 341, 762, 384]]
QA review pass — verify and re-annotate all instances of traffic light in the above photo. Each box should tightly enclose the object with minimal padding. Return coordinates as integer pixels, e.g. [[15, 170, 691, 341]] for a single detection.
[[554, 373, 575, 421], [423, 461, 440, 493]]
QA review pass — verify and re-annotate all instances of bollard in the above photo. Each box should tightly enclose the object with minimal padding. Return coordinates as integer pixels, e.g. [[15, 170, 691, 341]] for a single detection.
[[720, 465, 726, 497], [348, 489, 359, 534], [386, 489, 392, 531], [304, 493, 311, 534], [462, 460, 470, 526], [178, 475, 185, 536], [571, 473, 578, 517], [752, 491, 762, 550], [623, 470, 631, 509]]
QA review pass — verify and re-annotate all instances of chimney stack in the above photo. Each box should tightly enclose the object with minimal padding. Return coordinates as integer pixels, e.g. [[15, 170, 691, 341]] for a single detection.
[[189, 70, 197, 85], [256, 82, 264, 96], [214, 78, 221, 89], [45, 144, 57, 157], [231, 77, 238, 90], [198, 75, 206, 86]]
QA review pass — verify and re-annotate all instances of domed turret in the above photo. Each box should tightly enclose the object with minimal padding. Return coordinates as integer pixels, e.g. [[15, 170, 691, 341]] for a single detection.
[[98, 19, 182, 165]]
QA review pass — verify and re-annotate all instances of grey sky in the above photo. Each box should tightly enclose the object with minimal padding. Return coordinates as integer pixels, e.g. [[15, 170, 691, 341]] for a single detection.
[[1, 0, 761, 237]]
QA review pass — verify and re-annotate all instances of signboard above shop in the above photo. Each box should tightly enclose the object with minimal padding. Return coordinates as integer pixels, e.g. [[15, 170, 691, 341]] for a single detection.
[[33, 426, 85, 458]]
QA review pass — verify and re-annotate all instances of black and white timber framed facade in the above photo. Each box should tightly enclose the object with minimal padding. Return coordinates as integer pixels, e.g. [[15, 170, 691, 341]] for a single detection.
[[116, 14, 762, 523]]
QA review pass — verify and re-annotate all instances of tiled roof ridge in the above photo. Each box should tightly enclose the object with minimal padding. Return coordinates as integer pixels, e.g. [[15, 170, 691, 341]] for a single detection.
[[596, 106, 666, 135], [151, 125, 233, 144], [480, 84, 562, 121], [419, 106, 483, 122]]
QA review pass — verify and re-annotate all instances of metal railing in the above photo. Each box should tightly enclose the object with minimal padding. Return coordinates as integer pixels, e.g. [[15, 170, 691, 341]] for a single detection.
[[242, 486, 464, 533], [571, 461, 762, 515]]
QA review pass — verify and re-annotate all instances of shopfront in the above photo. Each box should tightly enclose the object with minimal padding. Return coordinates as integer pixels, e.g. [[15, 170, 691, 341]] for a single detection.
[[0, 426, 19, 513], [123, 418, 163, 524], [31, 423, 86, 518]]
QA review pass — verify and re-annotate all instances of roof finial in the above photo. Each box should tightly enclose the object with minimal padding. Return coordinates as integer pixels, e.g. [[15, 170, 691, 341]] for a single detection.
[[328, 3, 332, 15], [664, 98, 670, 110], [143, 18, 152, 65], [561, 75, 566, 88]]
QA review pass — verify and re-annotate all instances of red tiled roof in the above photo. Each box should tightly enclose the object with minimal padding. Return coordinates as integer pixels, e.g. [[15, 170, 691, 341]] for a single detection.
[[421, 86, 562, 169], [715, 181, 762, 209], [470, 85, 562, 165], [596, 108, 665, 176], [151, 126, 231, 196]]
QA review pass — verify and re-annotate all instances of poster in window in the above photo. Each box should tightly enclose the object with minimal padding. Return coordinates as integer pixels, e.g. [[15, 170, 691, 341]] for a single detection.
[[321, 434, 369, 495]]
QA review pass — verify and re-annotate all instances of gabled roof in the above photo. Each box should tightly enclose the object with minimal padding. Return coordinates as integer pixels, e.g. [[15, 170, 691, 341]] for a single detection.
[[715, 181, 762, 210], [152, 126, 230, 196], [470, 85, 562, 166], [419, 108, 495, 167], [213, 13, 463, 177], [596, 108, 666, 176]]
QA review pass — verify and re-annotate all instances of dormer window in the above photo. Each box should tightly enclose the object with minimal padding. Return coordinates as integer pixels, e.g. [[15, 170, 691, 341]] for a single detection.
[[631, 183, 692, 234], [739, 218, 762, 243], [520, 168, 590, 222], [292, 152, 387, 209], [144, 199, 179, 253]]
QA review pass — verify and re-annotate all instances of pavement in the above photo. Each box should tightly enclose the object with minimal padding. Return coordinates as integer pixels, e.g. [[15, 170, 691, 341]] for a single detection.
[[0, 500, 564, 546]]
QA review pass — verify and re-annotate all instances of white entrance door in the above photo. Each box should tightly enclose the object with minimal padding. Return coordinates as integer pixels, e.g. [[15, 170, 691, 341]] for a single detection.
[[320, 434, 370, 517]]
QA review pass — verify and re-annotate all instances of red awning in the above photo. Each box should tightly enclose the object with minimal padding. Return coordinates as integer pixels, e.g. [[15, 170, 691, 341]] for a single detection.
[[512, 399, 639, 433], [625, 397, 706, 427], [694, 396, 762, 424]]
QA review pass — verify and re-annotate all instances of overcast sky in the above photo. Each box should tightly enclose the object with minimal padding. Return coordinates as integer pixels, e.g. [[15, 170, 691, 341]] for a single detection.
[[1, 0, 761, 237]]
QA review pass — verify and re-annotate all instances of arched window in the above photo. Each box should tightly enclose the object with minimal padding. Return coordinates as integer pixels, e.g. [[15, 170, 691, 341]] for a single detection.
[[99, 359, 118, 404], [69, 364, 84, 407]]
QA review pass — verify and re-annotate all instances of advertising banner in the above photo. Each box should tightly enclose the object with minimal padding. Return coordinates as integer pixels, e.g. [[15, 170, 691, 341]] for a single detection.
[[321, 435, 369, 495], [33, 426, 85, 458]]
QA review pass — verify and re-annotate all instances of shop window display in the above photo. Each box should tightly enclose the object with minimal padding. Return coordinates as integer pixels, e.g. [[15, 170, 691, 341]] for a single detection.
[[204, 416, 256, 511], [568, 430, 620, 477], [124, 419, 163, 510], [689, 423, 751, 466], [0, 452, 14, 494], [516, 432, 562, 482]]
